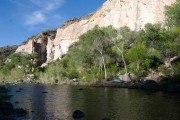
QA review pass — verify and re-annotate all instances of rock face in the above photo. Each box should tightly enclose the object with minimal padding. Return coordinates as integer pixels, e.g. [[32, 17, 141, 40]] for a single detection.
[[16, 30, 56, 65], [16, 0, 176, 64]]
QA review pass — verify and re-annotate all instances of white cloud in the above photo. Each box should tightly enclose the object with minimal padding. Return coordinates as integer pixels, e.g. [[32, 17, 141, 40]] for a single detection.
[[24, 0, 65, 28], [31, 0, 65, 11], [25, 11, 45, 26]]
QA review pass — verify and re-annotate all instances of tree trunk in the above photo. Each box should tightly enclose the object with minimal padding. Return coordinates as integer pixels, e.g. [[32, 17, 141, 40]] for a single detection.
[[101, 54, 107, 80], [121, 51, 128, 76], [98, 49, 107, 80], [115, 43, 128, 78]]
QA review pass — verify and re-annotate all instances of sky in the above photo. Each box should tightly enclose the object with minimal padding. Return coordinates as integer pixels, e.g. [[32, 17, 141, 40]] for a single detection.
[[0, 0, 106, 47]]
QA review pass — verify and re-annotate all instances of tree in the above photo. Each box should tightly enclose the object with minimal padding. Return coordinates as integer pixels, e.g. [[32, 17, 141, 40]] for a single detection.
[[77, 26, 117, 80], [52, 26, 118, 81], [125, 44, 153, 77], [110, 26, 136, 80], [165, 0, 180, 27], [137, 23, 168, 49]]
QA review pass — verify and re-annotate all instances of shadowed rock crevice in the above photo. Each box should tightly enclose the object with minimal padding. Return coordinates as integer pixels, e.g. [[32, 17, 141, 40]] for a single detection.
[[33, 38, 47, 66]]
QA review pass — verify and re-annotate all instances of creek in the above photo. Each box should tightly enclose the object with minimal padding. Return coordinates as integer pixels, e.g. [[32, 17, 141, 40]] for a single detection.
[[6, 84, 180, 120]]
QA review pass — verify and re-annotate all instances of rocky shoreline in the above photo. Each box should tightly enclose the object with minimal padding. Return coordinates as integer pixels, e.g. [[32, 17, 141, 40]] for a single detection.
[[90, 80, 180, 92], [1, 79, 180, 93]]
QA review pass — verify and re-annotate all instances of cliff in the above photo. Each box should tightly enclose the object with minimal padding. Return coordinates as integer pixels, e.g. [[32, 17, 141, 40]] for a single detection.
[[16, 30, 56, 65], [16, 0, 176, 65]]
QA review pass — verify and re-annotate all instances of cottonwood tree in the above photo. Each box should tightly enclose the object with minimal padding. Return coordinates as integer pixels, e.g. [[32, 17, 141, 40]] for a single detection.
[[110, 26, 136, 80], [73, 26, 117, 80]]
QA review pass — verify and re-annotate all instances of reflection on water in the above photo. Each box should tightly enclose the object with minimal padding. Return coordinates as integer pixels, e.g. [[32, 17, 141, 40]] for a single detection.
[[7, 84, 180, 120]]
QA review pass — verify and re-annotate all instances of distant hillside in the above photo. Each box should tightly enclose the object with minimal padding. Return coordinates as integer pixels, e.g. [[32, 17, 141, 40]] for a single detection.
[[0, 46, 18, 62]]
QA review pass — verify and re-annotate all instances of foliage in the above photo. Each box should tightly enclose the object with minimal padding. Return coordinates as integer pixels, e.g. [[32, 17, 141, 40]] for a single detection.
[[0, 45, 17, 62], [67, 26, 118, 80], [125, 43, 160, 78], [118, 26, 136, 46], [137, 23, 168, 50], [165, 0, 180, 27], [0, 53, 37, 75], [0, 67, 24, 83]]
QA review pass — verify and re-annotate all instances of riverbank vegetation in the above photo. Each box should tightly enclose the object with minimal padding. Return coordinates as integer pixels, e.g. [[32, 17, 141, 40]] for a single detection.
[[0, 1, 179, 85], [0, 46, 17, 63], [0, 53, 37, 82], [39, 23, 179, 83]]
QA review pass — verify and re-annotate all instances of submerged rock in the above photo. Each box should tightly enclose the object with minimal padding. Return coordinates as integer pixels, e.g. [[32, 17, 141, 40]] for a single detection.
[[15, 90, 21, 93], [102, 117, 110, 120], [19, 88, 23, 91], [13, 108, 27, 117], [72, 110, 85, 119], [42, 91, 48, 93], [15, 101, 20, 104]]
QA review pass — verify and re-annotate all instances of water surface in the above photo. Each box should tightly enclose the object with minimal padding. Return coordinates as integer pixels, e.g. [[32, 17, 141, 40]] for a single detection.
[[7, 84, 180, 120]]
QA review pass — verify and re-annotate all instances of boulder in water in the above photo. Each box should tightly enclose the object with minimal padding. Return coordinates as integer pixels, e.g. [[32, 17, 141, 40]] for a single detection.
[[102, 117, 110, 120], [72, 110, 85, 119], [143, 80, 160, 90], [112, 78, 124, 83], [13, 108, 27, 117], [42, 91, 48, 93], [16, 90, 21, 93], [19, 88, 23, 91]]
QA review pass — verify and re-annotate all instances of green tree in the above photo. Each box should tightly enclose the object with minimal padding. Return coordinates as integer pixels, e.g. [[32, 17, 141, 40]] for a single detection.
[[76, 26, 117, 80], [125, 43, 159, 77], [137, 23, 168, 50], [165, 0, 180, 27]]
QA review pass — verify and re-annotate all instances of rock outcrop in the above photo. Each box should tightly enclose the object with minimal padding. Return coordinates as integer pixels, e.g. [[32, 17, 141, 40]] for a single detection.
[[16, 30, 56, 65], [16, 0, 176, 64]]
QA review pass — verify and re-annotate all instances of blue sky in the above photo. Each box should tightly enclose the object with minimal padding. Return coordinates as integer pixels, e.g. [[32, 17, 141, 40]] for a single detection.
[[0, 0, 106, 47]]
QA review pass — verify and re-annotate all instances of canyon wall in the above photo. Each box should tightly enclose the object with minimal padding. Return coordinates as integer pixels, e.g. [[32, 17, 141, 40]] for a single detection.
[[16, 0, 176, 65]]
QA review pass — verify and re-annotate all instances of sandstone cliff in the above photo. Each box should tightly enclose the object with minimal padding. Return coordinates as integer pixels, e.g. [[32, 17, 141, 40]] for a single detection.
[[16, 0, 176, 65]]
